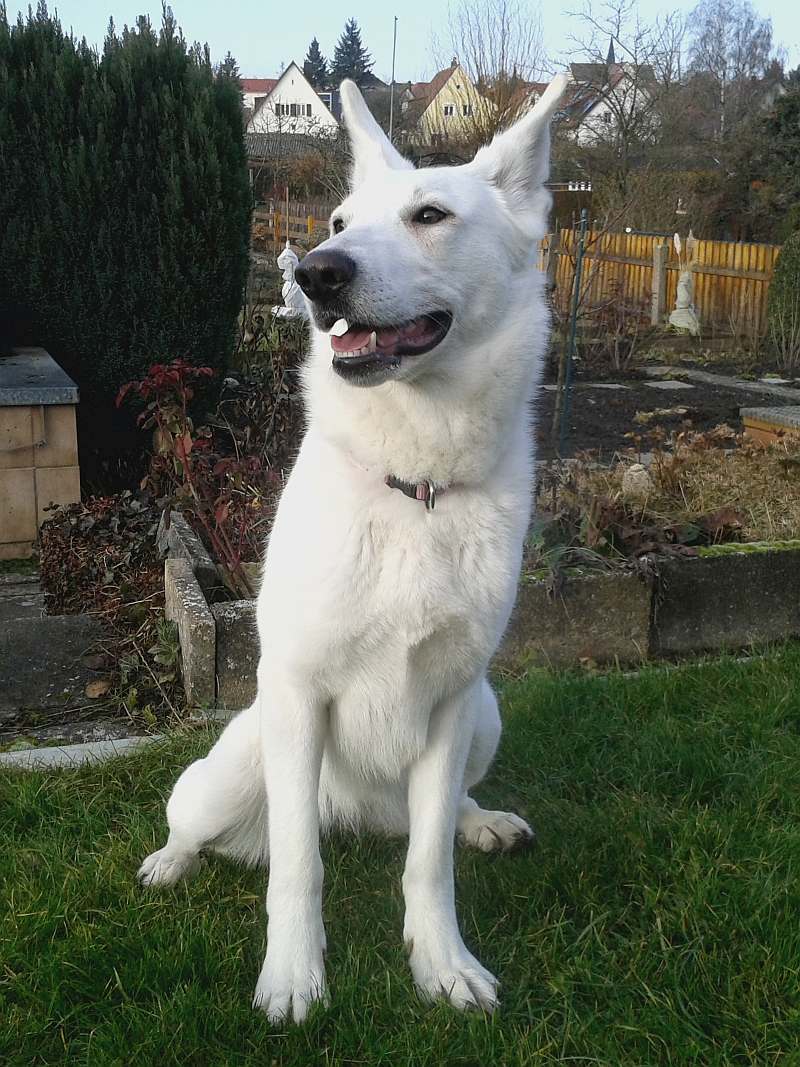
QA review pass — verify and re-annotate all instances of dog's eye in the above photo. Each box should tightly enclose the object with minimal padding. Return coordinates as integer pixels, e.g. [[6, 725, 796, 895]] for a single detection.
[[412, 206, 449, 226], [332, 218, 345, 234]]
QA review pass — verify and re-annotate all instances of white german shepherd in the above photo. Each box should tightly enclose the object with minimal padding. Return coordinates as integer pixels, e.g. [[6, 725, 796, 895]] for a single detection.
[[139, 75, 567, 1022]]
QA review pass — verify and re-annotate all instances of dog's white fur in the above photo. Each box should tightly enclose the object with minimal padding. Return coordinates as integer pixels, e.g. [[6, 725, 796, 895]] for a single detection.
[[139, 75, 567, 1022]]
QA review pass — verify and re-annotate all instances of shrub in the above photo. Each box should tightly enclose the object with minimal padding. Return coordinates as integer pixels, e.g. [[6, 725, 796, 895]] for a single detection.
[[767, 231, 800, 372], [0, 4, 251, 400]]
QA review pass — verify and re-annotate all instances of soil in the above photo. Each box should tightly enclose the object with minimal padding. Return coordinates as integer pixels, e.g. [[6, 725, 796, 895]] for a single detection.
[[535, 377, 800, 461]]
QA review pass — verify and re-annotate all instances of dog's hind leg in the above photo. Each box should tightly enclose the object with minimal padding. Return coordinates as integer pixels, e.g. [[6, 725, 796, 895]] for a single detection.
[[138, 702, 267, 887], [456, 678, 534, 854]]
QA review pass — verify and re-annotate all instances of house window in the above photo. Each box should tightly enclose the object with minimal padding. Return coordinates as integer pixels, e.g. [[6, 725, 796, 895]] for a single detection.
[[462, 103, 472, 116], [602, 111, 612, 123], [254, 95, 267, 108], [443, 104, 454, 116], [290, 103, 300, 117], [306, 103, 312, 116]]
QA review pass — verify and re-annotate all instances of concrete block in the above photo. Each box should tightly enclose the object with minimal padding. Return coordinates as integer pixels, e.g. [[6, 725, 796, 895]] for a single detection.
[[164, 558, 215, 706], [35, 465, 81, 525], [36, 405, 79, 468], [498, 571, 651, 670], [0, 467, 37, 543], [0, 541, 34, 561], [0, 408, 34, 469], [212, 600, 260, 710], [158, 511, 219, 595], [652, 548, 800, 656]]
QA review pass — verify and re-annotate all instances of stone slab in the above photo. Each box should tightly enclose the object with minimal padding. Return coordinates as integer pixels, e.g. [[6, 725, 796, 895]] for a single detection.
[[643, 380, 695, 391], [497, 571, 651, 670], [652, 549, 800, 656], [0, 348, 79, 406], [740, 406, 800, 430], [646, 365, 800, 401], [164, 558, 215, 707], [0, 591, 45, 622], [212, 600, 259, 710], [0, 735, 159, 770], [0, 615, 104, 722], [158, 511, 219, 595]]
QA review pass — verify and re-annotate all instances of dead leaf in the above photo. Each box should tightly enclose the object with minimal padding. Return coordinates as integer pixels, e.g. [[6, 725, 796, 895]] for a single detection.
[[85, 679, 112, 699]]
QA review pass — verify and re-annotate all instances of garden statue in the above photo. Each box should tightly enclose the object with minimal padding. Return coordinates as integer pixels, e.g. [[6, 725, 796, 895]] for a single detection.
[[669, 230, 700, 336], [272, 240, 307, 319]]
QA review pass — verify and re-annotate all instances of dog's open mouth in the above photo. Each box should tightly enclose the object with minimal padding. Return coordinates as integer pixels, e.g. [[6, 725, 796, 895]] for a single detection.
[[329, 312, 452, 382]]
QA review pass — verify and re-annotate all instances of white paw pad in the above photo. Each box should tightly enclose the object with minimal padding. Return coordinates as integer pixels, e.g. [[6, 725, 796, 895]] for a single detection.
[[408, 941, 499, 1012], [457, 808, 534, 853], [252, 961, 328, 1024], [137, 847, 202, 887]]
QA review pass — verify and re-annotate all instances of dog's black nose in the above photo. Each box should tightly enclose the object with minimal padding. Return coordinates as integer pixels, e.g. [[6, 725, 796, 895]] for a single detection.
[[295, 249, 357, 303]]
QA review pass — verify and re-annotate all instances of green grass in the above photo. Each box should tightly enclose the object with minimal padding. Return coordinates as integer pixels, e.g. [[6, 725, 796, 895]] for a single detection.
[[3, 648, 800, 1065]]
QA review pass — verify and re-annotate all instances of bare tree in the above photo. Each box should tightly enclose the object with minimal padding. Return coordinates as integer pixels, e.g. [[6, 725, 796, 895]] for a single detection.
[[558, 0, 687, 213], [687, 0, 775, 144], [424, 0, 547, 154]]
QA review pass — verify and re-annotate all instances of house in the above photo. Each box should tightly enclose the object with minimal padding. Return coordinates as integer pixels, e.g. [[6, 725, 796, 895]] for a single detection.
[[402, 60, 495, 147], [246, 62, 339, 137], [561, 50, 657, 146]]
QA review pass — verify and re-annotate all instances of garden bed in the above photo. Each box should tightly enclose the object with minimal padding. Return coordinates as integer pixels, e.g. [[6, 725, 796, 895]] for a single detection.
[[163, 503, 800, 703]]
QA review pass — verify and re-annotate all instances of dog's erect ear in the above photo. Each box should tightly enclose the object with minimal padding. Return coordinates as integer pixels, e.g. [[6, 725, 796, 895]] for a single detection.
[[340, 79, 414, 188], [469, 74, 569, 235]]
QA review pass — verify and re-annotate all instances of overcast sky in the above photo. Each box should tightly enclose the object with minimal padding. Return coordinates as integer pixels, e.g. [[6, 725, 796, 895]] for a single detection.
[[8, 0, 799, 81]]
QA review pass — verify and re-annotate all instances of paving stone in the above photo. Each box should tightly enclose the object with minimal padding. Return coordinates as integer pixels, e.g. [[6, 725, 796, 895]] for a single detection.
[[643, 380, 695, 391], [0, 614, 104, 722], [0, 591, 45, 622], [740, 405, 800, 430]]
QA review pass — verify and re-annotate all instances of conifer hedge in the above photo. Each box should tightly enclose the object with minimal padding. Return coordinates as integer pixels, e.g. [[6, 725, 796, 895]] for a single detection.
[[0, 4, 251, 399]]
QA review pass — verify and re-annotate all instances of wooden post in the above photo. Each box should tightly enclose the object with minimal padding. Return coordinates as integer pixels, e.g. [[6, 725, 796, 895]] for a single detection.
[[651, 241, 668, 326], [307, 215, 314, 236], [273, 212, 281, 252], [545, 231, 561, 293]]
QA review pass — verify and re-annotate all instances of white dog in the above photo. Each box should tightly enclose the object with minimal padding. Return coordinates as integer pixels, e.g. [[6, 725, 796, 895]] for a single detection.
[[139, 75, 567, 1023]]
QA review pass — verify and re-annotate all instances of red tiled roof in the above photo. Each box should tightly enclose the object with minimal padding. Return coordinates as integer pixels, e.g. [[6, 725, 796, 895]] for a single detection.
[[409, 66, 457, 103], [241, 78, 278, 94]]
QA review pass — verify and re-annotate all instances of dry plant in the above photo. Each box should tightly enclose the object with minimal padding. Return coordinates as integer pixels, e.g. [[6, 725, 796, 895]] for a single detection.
[[552, 429, 800, 547], [768, 292, 800, 373]]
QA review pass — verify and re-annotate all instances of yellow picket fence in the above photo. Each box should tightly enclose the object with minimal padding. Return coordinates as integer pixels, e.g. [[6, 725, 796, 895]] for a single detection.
[[541, 229, 782, 336], [253, 200, 334, 252]]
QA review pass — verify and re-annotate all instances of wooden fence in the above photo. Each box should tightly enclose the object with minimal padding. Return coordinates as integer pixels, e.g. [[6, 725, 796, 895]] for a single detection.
[[540, 229, 782, 336], [253, 200, 334, 253]]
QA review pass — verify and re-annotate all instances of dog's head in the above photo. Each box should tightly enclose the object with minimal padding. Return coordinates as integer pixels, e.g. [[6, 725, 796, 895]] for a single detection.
[[296, 76, 568, 388]]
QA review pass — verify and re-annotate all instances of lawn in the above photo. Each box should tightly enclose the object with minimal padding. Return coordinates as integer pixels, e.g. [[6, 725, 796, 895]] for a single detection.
[[3, 648, 800, 1065]]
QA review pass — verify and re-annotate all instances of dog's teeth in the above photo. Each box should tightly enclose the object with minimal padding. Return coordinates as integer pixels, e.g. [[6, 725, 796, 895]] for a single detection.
[[368, 331, 377, 353], [330, 318, 349, 337]]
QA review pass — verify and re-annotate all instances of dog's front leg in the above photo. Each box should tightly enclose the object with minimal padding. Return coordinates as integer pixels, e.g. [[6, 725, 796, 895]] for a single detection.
[[402, 682, 499, 1012], [252, 679, 327, 1023]]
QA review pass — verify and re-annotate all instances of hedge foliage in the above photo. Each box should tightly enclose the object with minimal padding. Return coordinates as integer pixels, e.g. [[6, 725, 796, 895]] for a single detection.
[[0, 3, 251, 398], [767, 230, 800, 336]]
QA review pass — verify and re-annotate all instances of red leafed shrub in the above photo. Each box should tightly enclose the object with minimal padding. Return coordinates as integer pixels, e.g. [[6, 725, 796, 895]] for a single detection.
[[117, 360, 281, 597]]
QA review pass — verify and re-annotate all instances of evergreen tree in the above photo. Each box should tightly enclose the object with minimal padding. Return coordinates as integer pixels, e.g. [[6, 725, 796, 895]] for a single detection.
[[303, 37, 328, 89], [0, 5, 251, 401], [218, 49, 241, 83], [329, 18, 373, 87]]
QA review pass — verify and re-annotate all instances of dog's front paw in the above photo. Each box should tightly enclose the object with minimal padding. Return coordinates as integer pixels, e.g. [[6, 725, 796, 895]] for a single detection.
[[252, 940, 328, 1024], [138, 846, 202, 887], [456, 807, 534, 853], [406, 935, 498, 1013]]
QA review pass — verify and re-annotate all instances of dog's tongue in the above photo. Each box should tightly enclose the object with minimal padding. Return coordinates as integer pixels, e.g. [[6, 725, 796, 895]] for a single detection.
[[330, 320, 424, 354], [331, 326, 372, 354]]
